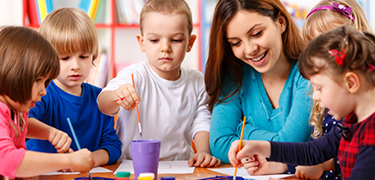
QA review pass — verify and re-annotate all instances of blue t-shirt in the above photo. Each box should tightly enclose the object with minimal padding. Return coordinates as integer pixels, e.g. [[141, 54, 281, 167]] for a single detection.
[[26, 81, 122, 164], [210, 62, 313, 164]]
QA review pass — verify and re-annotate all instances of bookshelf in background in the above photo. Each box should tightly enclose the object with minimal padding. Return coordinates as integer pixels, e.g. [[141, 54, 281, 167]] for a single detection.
[[23, 0, 203, 88]]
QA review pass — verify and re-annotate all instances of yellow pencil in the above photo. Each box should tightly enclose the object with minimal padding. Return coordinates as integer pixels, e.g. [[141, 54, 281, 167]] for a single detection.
[[234, 116, 246, 180]]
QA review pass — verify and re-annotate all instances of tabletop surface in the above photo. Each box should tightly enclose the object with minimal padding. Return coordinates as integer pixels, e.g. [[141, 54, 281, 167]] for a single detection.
[[30, 163, 300, 180]]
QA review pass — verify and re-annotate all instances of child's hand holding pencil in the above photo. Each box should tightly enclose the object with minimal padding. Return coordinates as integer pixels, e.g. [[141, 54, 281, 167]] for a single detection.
[[228, 140, 272, 169], [113, 74, 143, 137], [113, 83, 141, 111]]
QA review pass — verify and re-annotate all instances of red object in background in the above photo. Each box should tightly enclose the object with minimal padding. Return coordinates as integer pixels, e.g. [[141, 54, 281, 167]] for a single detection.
[[25, 0, 40, 27]]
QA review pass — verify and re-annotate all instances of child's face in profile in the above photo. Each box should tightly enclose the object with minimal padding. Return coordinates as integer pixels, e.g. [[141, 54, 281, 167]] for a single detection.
[[137, 12, 196, 80], [55, 52, 93, 92], [2, 76, 48, 113], [309, 59, 352, 120]]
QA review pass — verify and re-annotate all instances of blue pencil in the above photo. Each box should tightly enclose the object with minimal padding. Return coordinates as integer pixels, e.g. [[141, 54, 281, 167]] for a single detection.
[[67, 118, 92, 179], [66, 118, 81, 150]]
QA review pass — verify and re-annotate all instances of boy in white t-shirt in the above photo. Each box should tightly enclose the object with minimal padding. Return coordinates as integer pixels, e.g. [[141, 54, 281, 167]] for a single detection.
[[97, 0, 220, 167]]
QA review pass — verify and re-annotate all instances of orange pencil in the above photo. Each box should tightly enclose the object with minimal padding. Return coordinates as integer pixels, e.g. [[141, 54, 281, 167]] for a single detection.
[[132, 74, 142, 137], [234, 116, 246, 180], [191, 139, 197, 154]]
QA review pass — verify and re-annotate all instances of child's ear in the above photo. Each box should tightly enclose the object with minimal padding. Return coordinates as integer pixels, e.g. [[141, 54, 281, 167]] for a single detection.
[[344, 72, 360, 93], [137, 34, 146, 52], [187, 34, 197, 52]]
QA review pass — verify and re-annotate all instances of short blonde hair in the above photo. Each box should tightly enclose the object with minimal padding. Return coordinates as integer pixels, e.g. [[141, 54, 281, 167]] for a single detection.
[[303, 0, 371, 42], [39, 7, 98, 62], [139, 0, 193, 35]]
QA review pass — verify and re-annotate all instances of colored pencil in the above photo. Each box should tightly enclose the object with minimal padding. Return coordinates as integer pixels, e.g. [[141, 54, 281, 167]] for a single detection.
[[234, 116, 246, 180], [191, 139, 197, 154], [132, 74, 142, 137], [66, 118, 81, 150], [67, 118, 92, 180]]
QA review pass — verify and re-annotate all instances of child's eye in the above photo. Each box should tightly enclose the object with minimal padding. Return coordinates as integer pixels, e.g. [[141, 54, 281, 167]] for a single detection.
[[252, 30, 262, 37], [35, 78, 41, 83], [172, 39, 182, 42], [150, 39, 159, 43], [60, 56, 69, 60], [80, 56, 89, 59]]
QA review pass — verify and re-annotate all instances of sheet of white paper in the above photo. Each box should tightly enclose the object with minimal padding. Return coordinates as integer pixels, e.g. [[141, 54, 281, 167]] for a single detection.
[[114, 160, 195, 174], [42, 167, 112, 175], [208, 167, 294, 180]]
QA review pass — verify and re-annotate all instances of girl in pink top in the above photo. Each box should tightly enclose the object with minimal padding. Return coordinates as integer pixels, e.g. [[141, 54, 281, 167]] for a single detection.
[[0, 26, 94, 179]]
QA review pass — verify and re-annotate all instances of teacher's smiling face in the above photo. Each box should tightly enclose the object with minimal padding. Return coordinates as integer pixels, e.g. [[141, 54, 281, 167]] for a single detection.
[[226, 10, 287, 74]]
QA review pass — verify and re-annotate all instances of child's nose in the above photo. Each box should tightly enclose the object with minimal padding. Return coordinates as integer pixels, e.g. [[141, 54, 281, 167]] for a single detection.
[[312, 91, 320, 102], [70, 59, 81, 70], [40, 85, 47, 96], [161, 41, 171, 53]]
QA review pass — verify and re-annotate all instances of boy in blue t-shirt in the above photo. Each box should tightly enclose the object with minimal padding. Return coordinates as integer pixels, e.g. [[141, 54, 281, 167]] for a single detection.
[[26, 7, 122, 166]]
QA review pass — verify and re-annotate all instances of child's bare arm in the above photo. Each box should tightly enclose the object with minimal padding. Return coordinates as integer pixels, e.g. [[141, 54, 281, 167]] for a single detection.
[[92, 149, 110, 166], [98, 84, 140, 115], [15, 149, 94, 177], [188, 131, 221, 167], [26, 118, 72, 153]]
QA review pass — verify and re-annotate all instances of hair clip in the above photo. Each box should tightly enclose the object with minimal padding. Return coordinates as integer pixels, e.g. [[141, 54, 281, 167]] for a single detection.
[[367, 64, 375, 73], [306, 2, 354, 22], [328, 49, 345, 66]]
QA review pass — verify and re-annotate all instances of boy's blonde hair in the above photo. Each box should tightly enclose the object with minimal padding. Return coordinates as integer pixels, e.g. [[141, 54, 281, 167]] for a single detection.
[[0, 26, 60, 105], [303, 0, 371, 42], [39, 7, 99, 62], [139, 0, 193, 35]]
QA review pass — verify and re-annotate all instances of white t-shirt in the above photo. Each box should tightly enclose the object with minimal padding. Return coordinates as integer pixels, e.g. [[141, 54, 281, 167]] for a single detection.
[[101, 60, 211, 160]]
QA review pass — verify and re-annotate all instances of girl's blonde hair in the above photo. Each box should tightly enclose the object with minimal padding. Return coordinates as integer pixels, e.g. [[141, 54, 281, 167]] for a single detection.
[[303, 0, 371, 42], [303, 0, 372, 138], [299, 25, 375, 136], [39, 7, 98, 63]]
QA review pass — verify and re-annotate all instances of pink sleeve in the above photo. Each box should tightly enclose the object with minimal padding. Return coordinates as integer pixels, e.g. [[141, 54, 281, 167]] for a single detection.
[[0, 113, 26, 178]]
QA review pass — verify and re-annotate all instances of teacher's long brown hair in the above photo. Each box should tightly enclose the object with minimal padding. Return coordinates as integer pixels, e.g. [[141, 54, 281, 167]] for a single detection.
[[205, 0, 306, 112]]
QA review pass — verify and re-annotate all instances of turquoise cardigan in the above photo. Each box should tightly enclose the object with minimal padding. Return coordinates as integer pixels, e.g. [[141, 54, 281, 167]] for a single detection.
[[209, 62, 313, 163]]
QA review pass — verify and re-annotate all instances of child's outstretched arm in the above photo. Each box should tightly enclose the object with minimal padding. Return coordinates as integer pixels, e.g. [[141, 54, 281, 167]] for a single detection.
[[228, 140, 271, 168], [188, 131, 221, 167], [98, 84, 141, 115], [15, 149, 94, 177], [26, 118, 73, 153]]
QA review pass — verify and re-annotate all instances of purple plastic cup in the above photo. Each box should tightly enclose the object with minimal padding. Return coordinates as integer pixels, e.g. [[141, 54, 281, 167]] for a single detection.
[[131, 139, 161, 179]]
